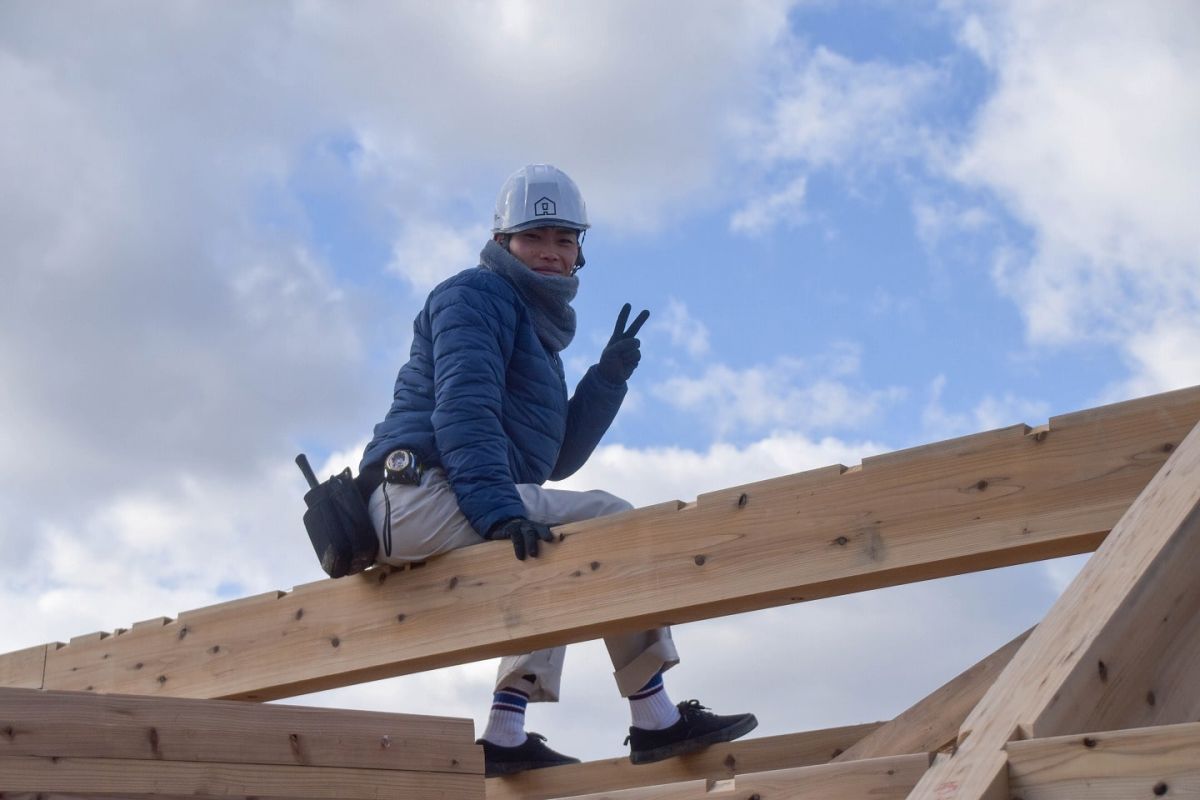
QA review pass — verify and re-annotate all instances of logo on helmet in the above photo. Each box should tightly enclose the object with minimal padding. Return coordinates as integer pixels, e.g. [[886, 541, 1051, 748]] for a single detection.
[[534, 197, 557, 217]]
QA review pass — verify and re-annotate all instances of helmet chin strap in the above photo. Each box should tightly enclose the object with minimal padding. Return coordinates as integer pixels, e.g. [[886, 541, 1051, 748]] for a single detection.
[[574, 230, 586, 273]]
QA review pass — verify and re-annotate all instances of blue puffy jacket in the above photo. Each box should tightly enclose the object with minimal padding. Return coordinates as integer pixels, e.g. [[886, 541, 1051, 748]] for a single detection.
[[361, 259, 627, 536]]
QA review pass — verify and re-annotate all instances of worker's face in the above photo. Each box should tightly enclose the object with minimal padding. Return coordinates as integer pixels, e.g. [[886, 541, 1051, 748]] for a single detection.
[[500, 226, 580, 277]]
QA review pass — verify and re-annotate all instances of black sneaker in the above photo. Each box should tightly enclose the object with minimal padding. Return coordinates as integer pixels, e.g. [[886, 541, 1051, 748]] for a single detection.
[[477, 733, 581, 777], [626, 700, 758, 765]]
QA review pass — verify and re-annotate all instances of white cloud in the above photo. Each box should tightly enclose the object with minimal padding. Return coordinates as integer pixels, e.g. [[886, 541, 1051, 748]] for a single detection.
[[652, 346, 902, 439], [947, 1, 1200, 396], [750, 46, 939, 168], [388, 222, 490, 293], [921, 374, 1050, 441], [727, 43, 940, 232], [553, 429, 886, 507], [1108, 316, 1200, 400], [651, 297, 711, 359], [0, 456, 326, 655], [730, 175, 808, 235], [912, 198, 991, 250], [0, 0, 800, 611], [293, 0, 796, 231]]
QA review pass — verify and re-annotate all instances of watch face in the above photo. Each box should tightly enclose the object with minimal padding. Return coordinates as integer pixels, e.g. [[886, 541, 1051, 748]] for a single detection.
[[386, 451, 412, 471]]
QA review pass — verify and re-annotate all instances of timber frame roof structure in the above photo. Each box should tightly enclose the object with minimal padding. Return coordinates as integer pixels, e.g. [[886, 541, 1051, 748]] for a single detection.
[[4, 385, 1200, 798]]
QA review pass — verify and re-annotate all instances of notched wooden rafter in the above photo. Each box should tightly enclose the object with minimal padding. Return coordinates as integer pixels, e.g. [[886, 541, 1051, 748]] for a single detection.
[[6, 386, 1198, 702], [906, 412, 1200, 799]]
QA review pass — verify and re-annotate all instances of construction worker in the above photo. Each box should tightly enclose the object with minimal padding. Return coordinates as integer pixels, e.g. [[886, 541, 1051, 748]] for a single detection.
[[357, 164, 757, 776]]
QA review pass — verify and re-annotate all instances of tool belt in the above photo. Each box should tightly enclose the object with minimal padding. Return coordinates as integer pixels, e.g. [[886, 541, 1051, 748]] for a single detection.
[[295, 454, 378, 579]]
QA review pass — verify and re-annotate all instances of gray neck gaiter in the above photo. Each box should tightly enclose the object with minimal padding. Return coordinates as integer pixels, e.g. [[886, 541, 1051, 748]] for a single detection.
[[480, 240, 578, 353]]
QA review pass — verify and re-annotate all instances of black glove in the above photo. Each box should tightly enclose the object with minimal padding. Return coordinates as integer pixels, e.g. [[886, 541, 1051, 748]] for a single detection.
[[487, 517, 555, 561], [597, 303, 650, 383]]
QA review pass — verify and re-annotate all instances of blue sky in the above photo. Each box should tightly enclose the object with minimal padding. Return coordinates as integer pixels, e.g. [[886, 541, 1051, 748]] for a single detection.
[[2, 0, 1198, 762]]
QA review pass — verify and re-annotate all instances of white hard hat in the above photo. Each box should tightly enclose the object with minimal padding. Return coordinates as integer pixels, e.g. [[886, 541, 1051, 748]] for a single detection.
[[492, 164, 590, 234]]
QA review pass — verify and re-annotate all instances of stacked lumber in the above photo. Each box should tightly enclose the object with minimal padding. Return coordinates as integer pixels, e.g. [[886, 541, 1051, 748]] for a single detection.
[[0, 687, 482, 799]]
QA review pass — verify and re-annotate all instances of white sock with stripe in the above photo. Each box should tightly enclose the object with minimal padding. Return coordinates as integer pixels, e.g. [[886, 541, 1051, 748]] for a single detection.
[[482, 677, 534, 747], [629, 670, 680, 730]]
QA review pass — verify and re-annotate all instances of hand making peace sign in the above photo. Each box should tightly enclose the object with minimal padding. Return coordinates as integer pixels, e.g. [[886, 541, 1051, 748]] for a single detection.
[[597, 303, 650, 383]]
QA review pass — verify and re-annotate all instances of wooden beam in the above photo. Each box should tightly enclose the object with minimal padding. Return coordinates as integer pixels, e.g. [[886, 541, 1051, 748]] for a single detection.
[[484, 723, 882, 800], [0, 755, 481, 799], [0, 645, 50, 690], [905, 415, 1200, 799], [19, 386, 1200, 701], [551, 753, 931, 800], [834, 628, 1031, 762], [0, 686, 481, 776], [1007, 722, 1200, 800], [1123, 597, 1200, 729]]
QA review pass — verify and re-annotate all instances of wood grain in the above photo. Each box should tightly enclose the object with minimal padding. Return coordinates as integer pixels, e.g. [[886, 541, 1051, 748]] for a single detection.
[[15, 386, 1200, 702], [906, 414, 1200, 799]]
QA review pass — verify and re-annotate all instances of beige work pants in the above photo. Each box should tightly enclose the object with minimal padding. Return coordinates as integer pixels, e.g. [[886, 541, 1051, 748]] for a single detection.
[[368, 469, 678, 701]]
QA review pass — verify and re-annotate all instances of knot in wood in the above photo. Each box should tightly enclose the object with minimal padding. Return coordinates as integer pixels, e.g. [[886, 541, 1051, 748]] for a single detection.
[[294, 608, 304, 620], [694, 555, 707, 566], [329, 636, 341, 648], [737, 493, 749, 508], [1082, 737, 1097, 748], [1154, 782, 1169, 796], [1097, 660, 1108, 682]]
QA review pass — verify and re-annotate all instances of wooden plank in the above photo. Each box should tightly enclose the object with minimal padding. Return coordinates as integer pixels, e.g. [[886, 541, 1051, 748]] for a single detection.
[[484, 723, 882, 800], [26, 385, 1200, 701], [0, 755, 482, 799], [906, 415, 1200, 799], [0, 687, 480, 774], [1125, 598, 1200, 728], [551, 752, 931, 800], [0, 645, 49, 690], [834, 628, 1031, 762], [1006, 722, 1200, 800]]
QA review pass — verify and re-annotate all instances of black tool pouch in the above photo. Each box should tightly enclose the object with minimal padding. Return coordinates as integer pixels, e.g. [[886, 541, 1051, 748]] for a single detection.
[[296, 455, 378, 578]]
